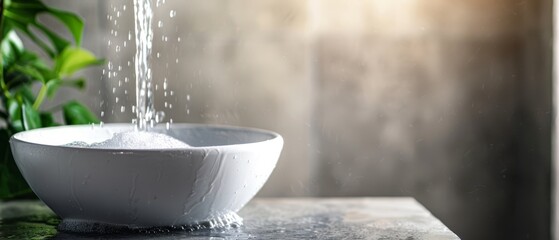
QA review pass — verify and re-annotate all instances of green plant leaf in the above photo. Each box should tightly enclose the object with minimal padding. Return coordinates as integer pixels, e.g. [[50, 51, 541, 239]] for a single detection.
[[46, 8, 84, 45], [4, 1, 58, 57], [46, 78, 87, 99], [40, 112, 59, 127], [55, 47, 103, 77], [12, 65, 45, 83], [3, 71, 31, 91], [17, 86, 37, 105], [45, 79, 61, 98], [1, 31, 23, 65], [4, 48, 52, 90], [4, 0, 85, 57], [7, 99, 20, 118], [63, 101, 99, 125], [21, 103, 41, 130], [32, 23, 71, 56], [0, 0, 102, 201], [7, 99, 23, 132]]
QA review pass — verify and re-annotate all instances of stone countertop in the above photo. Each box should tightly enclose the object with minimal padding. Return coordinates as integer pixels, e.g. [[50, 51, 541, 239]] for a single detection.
[[0, 198, 459, 239]]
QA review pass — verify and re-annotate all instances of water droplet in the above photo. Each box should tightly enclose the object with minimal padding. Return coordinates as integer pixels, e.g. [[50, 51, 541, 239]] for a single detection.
[[101, 111, 105, 117], [158, 21, 163, 28], [170, 10, 176, 18], [156, 111, 165, 123]]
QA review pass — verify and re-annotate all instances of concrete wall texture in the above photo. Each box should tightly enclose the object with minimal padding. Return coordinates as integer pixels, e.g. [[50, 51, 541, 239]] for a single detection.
[[42, 0, 553, 239]]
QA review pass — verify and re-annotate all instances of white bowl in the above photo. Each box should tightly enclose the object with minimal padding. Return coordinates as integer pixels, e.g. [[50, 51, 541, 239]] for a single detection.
[[9, 124, 283, 230]]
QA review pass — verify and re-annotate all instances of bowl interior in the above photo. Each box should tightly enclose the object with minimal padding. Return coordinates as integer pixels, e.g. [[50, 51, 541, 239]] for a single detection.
[[12, 124, 279, 148]]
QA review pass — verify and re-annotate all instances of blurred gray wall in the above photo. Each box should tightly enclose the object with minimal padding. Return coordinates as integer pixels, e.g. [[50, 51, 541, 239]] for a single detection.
[[43, 0, 553, 239]]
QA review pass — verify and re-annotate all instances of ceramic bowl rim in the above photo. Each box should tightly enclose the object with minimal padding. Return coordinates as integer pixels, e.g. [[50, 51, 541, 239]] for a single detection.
[[10, 123, 283, 152]]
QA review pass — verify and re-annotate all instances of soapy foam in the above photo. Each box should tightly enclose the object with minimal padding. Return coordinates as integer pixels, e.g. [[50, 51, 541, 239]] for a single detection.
[[65, 131, 190, 149]]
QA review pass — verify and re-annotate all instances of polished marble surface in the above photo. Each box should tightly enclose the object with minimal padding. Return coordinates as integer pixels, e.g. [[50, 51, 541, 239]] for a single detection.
[[0, 198, 459, 239]]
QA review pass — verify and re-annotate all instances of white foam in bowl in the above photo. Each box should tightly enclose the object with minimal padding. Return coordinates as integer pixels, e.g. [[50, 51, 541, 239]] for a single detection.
[[67, 131, 191, 149]]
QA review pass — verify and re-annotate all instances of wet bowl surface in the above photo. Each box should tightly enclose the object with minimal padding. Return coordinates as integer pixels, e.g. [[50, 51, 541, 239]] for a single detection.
[[9, 124, 283, 230]]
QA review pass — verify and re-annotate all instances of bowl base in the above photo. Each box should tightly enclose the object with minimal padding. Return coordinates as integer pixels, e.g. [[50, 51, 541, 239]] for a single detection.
[[57, 213, 243, 234]]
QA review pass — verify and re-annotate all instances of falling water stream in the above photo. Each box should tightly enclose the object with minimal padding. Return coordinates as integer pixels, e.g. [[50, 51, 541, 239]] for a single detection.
[[133, 0, 157, 130]]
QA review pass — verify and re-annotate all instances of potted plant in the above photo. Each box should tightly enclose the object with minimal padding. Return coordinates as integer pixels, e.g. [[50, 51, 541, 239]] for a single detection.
[[0, 0, 103, 200]]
